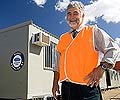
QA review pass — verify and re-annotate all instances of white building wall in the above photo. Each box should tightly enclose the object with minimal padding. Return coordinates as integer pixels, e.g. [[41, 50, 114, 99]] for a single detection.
[[27, 24, 58, 99]]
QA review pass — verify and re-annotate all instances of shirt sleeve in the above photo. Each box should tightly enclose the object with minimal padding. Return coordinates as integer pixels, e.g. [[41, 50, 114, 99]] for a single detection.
[[53, 51, 60, 72], [116, 51, 120, 61], [94, 25, 120, 68]]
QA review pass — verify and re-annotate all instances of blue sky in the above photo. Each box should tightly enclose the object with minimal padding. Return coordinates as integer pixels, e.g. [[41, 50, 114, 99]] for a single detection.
[[0, 0, 120, 46]]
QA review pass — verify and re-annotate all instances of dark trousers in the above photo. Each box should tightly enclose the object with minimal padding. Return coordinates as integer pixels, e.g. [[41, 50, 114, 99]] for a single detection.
[[61, 81, 102, 100]]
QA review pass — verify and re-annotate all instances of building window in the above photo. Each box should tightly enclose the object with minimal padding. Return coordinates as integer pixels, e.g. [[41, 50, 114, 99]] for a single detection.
[[44, 42, 57, 70]]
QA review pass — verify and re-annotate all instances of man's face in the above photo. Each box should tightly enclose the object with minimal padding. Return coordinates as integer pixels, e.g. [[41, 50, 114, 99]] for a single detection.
[[67, 7, 84, 29]]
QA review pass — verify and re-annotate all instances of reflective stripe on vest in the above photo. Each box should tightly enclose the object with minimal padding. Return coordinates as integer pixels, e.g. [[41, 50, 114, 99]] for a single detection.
[[57, 26, 99, 84]]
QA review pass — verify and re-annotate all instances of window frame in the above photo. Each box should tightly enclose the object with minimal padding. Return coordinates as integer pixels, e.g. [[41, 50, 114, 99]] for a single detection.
[[43, 41, 57, 71]]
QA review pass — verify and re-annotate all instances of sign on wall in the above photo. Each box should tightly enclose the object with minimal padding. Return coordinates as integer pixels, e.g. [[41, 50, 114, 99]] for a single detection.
[[10, 51, 24, 71]]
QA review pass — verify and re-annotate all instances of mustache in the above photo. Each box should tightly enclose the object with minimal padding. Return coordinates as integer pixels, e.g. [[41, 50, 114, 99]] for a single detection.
[[68, 19, 80, 23]]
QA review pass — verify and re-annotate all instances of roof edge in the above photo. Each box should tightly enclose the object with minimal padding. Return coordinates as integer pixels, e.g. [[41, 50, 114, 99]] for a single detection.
[[32, 23, 59, 39], [0, 20, 33, 33]]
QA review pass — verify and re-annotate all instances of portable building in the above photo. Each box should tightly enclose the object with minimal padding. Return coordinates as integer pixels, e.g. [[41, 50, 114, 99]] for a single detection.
[[0, 20, 59, 99]]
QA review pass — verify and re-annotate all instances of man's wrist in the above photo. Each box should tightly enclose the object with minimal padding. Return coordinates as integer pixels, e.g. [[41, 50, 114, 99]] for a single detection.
[[100, 63, 107, 71], [100, 62, 113, 70]]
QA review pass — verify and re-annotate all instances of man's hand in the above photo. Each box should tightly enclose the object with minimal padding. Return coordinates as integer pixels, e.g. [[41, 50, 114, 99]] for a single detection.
[[52, 71, 60, 100], [52, 82, 60, 100], [84, 65, 105, 87]]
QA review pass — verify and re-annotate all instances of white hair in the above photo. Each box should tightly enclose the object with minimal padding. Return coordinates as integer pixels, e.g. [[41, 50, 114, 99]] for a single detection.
[[67, 1, 85, 12]]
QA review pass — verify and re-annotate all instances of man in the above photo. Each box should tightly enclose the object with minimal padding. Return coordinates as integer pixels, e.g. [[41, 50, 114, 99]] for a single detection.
[[52, 1, 119, 100]]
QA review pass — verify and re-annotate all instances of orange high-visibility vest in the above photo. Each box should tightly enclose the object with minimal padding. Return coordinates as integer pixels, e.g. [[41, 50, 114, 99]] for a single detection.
[[57, 26, 99, 84]]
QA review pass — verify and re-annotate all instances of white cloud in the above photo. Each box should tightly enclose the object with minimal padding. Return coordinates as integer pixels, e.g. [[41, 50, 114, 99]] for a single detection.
[[115, 38, 120, 47], [55, 0, 70, 12], [55, 0, 120, 24], [32, 0, 47, 7], [85, 0, 120, 24], [59, 19, 65, 24]]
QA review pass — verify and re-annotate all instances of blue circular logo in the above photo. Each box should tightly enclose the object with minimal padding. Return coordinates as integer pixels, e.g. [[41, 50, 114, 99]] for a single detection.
[[10, 51, 24, 71]]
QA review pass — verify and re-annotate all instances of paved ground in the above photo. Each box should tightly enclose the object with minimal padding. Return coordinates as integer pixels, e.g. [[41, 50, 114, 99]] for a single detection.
[[102, 87, 120, 100]]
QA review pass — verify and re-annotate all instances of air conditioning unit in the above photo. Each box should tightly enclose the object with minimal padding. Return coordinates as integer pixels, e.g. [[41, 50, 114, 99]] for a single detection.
[[32, 32, 50, 46]]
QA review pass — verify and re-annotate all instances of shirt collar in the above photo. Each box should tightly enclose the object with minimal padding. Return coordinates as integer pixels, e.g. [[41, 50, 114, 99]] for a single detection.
[[69, 24, 85, 33]]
